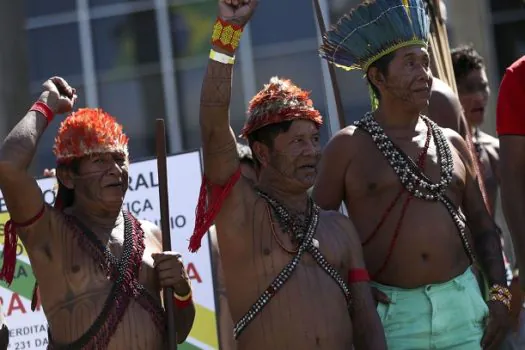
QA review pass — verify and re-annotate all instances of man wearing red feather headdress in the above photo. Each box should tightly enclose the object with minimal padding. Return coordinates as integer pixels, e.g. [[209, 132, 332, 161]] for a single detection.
[[0, 76, 195, 349], [186, 0, 386, 349]]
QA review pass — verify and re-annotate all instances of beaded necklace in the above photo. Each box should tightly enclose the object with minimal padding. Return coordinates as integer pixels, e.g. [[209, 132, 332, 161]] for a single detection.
[[355, 113, 476, 271], [233, 191, 350, 340], [47, 211, 165, 349]]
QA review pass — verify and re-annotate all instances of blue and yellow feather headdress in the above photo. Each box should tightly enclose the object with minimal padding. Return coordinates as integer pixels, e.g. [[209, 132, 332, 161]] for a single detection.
[[320, 0, 430, 108]]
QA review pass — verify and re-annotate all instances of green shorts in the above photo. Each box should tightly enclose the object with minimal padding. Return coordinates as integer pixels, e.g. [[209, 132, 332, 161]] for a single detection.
[[371, 267, 487, 349]]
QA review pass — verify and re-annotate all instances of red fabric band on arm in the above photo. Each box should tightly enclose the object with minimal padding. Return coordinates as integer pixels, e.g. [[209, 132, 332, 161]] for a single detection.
[[189, 167, 241, 253], [173, 295, 193, 310], [348, 268, 370, 284], [1, 205, 46, 285], [30, 101, 54, 125]]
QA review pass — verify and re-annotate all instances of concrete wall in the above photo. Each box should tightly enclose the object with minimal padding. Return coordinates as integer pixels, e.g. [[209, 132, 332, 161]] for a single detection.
[[0, 0, 30, 137]]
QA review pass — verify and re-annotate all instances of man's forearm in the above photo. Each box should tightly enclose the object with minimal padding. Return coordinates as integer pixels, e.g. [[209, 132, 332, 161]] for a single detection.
[[472, 223, 508, 286], [175, 302, 196, 343], [350, 283, 387, 350], [200, 58, 234, 130], [501, 185, 525, 289]]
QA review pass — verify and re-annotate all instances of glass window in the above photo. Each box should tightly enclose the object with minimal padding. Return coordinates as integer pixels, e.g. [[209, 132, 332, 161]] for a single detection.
[[176, 65, 246, 150], [32, 86, 87, 175], [97, 75, 165, 160], [490, 0, 525, 12], [89, 0, 149, 7], [169, 2, 216, 58], [27, 24, 83, 82], [25, 0, 75, 17], [250, 0, 317, 47], [493, 20, 525, 78], [91, 11, 160, 73]]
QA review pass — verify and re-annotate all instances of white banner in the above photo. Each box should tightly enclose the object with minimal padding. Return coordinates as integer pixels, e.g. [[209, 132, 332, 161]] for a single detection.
[[0, 150, 219, 350]]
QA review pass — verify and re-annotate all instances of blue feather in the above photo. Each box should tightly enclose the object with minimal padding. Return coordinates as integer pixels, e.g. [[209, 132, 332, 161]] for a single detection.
[[319, 0, 430, 70]]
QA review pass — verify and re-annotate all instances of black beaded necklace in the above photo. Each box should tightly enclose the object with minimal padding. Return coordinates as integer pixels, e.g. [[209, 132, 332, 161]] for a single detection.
[[354, 113, 476, 264], [233, 190, 351, 340]]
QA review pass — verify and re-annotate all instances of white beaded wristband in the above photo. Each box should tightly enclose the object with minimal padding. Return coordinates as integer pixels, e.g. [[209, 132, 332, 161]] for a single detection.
[[209, 49, 235, 65]]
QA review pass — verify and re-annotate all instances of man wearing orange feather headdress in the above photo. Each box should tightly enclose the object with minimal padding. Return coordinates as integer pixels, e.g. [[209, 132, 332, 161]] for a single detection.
[[0, 76, 195, 349], [186, 0, 386, 349]]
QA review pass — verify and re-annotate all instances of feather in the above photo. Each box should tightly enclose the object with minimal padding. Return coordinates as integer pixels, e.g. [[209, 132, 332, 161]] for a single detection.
[[319, 0, 430, 71]]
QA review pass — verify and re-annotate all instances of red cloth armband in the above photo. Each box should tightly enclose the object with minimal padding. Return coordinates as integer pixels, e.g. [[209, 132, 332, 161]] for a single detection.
[[348, 268, 370, 284], [30, 101, 54, 125], [0, 206, 46, 285], [173, 294, 193, 310], [189, 167, 241, 253]]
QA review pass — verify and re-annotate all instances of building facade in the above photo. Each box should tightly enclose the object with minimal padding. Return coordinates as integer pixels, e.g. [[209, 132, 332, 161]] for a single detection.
[[8, 0, 525, 174]]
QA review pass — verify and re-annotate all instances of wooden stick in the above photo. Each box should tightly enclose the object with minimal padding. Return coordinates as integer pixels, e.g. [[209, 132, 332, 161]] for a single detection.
[[156, 119, 178, 350], [312, 0, 346, 131]]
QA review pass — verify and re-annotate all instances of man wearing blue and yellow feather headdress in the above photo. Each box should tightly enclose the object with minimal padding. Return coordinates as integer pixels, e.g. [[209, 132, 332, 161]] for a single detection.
[[313, 0, 510, 349]]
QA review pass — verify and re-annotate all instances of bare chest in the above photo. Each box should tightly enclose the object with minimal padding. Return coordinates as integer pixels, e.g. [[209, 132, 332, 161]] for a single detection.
[[42, 224, 160, 317], [346, 137, 466, 203], [223, 213, 351, 322], [63, 232, 158, 291]]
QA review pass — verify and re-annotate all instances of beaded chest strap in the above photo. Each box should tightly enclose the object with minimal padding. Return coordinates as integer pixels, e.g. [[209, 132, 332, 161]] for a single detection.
[[354, 113, 476, 265], [233, 191, 351, 339], [47, 211, 165, 349]]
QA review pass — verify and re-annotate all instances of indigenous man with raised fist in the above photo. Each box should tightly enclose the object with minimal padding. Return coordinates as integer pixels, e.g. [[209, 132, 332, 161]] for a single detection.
[[187, 0, 386, 349], [0, 77, 195, 349]]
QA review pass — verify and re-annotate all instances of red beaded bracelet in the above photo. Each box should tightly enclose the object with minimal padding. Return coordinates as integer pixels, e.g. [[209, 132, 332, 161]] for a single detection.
[[30, 101, 54, 124], [348, 268, 370, 283]]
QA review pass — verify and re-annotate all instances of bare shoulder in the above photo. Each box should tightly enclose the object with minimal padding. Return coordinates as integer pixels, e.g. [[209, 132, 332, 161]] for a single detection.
[[139, 219, 163, 250], [428, 78, 462, 132], [442, 127, 468, 152], [20, 204, 65, 242], [320, 209, 360, 244], [440, 127, 476, 172], [321, 125, 361, 161]]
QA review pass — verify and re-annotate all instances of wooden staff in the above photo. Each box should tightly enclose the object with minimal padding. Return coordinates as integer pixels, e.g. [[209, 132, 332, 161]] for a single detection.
[[156, 118, 178, 350], [312, 0, 346, 131]]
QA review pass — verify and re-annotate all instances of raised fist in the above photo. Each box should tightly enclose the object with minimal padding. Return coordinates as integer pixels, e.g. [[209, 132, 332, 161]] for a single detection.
[[218, 0, 258, 27], [39, 77, 77, 115]]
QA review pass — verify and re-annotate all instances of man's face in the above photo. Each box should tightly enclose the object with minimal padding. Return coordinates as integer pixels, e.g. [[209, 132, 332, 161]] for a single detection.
[[457, 68, 490, 126], [72, 152, 129, 209], [266, 120, 321, 189], [381, 45, 433, 110]]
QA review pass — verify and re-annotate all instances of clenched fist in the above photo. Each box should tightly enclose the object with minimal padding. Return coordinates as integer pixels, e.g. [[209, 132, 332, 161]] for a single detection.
[[219, 0, 258, 27], [152, 251, 191, 296], [39, 76, 77, 115]]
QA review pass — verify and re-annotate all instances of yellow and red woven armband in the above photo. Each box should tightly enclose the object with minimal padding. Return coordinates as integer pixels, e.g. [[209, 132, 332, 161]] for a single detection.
[[211, 17, 244, 54]]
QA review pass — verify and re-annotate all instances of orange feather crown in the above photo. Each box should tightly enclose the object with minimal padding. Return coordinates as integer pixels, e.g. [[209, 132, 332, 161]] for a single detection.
[[239, 77, 323, 139], [53, 108, 129, 165]]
